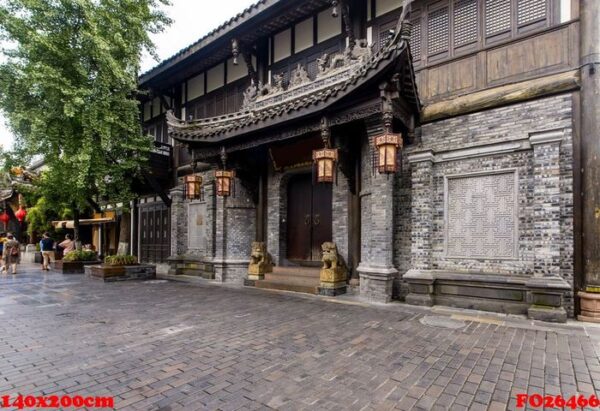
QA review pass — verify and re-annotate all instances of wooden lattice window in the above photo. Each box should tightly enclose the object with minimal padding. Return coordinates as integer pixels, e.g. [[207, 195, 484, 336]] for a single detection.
[[517, 0, 546, 25], [427, 6, 449, 55], [454, 0, 478, 47], [410, 17, 422, 60], [485, 0, 511, 36]]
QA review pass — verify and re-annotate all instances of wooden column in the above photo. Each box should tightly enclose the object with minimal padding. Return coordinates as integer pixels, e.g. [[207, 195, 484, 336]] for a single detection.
[[580, 0, 600, 288]]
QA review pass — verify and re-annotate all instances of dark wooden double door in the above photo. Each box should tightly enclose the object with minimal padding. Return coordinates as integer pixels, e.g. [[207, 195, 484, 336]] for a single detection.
[[286, 174, 332, 262], [139, 202, 171, 264]]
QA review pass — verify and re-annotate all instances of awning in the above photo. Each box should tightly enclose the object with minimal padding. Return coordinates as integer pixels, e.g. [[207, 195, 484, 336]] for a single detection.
[[52, 217, 115, 229]]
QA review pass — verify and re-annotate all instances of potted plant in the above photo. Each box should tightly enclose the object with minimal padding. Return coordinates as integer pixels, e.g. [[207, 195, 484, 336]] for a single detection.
[[34, 243, 43, 264], [88, 254, 154, 281], [53, 250, 100, 274]]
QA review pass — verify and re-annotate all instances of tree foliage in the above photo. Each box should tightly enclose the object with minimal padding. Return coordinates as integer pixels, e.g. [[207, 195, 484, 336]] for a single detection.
[[0, 0, 171, 229]]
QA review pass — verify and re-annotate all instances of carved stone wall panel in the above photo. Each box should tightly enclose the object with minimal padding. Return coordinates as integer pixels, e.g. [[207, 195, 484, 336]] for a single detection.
[[445, 171, 518, 259], [187, 202, 208, 255]]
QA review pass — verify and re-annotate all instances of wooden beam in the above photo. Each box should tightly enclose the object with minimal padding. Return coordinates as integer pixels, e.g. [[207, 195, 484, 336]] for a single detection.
[[421, 70, 581, 123]]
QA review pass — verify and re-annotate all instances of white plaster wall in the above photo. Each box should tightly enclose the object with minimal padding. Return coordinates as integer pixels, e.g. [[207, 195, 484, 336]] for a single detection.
[[143, 102, 151, 121], [206, 64, 224, 93], [376, 0, 402, 17], [273, 29, 292, 62], [295, 18, 314, 53], [227, 58, 247, 83], [188, 73, 204, 101], [318, 10, 342, 43]]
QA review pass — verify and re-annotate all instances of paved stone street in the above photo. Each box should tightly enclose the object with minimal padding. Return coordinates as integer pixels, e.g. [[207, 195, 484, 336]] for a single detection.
[[0, 265, 599, 411]]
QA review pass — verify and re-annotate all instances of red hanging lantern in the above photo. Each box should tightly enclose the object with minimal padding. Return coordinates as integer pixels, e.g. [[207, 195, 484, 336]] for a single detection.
[[0, 212, 9, 229], [15, 206, 27, 223]]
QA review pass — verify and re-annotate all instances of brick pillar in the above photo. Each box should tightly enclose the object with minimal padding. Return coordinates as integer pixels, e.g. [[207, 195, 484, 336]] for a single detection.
[[267, 172, 285, 265], [169, 186, 187, 257], [527, 129, 571, 322], [332, 176, 349, 266], [357, 117, 397, 303], [530, 130, 563, 277], [213, 178, 256, 284], [408, 151, 434, 270], [403, 151, 436, 307]]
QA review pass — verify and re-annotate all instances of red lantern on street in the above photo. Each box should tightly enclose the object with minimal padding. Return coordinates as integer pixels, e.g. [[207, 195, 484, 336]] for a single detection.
[[15, 206, 27, 222], [0, 212, 9, 229]]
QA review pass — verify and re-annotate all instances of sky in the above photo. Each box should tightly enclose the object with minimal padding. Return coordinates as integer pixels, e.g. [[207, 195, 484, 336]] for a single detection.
[[0, 0, 258, 151]]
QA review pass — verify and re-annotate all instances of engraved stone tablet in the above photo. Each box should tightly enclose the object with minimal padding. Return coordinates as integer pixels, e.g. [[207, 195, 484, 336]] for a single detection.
[[446, 171, 517, 259], [188, 202, 207, 253]]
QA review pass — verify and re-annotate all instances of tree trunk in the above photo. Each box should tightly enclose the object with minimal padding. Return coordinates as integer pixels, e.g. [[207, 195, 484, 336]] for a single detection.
[[73, 205, 82, 250], [118, 211, 131, 255]]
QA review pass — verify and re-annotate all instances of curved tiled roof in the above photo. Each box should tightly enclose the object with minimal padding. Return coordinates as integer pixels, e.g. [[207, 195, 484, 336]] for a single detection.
[[140, 0, 274, 83], [167, 21, 419, 144]]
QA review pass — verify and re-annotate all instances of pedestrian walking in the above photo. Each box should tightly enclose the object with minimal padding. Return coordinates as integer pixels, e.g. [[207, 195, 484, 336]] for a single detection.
[[40, 232, 55, 271], [59, 234, 75, 254], [0, 233, 6, 272], [1, 234, 20, 275]]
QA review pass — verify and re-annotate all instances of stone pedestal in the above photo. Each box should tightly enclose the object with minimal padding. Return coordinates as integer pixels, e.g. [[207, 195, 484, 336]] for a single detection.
[[578, 292, 600, 323], [319, 266, 347, 296]]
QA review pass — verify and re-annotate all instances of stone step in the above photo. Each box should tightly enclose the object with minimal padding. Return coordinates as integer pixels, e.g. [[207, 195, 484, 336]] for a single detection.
[[254, 280, 319, 295], [263, 273, 320, 285], [271, 266, 321, 278]]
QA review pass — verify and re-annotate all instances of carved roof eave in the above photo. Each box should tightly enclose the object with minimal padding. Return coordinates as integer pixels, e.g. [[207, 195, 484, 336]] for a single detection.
[[168, 44, 419, 145]]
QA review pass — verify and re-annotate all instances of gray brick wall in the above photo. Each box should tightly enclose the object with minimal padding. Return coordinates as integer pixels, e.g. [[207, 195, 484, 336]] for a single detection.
[[406, 93, 575, 315]]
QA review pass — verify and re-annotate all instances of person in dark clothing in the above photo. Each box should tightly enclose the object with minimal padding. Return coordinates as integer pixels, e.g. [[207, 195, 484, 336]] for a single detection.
[[40, 232, 55, 271]]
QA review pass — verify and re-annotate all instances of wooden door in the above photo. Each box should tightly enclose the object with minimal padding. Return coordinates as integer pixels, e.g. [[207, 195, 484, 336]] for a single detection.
[[139, 202, 171, 263], [311, 182, 332, 261], [287, 175, 313, 260], [286, 174, 332, 262]]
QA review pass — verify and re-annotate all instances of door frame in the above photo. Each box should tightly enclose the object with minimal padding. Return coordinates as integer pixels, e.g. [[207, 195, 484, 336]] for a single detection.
[[284, 170, 333, 265]]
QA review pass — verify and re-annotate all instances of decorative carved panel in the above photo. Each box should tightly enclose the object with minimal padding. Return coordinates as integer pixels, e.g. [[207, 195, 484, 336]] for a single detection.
[[188, 202, 207, 254], [445, 171, 518, 259]]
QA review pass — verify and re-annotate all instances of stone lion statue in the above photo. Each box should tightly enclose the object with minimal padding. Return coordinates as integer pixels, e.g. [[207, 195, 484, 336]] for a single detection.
[[248, 241, 273, 277], [321, 242, 341, 270]]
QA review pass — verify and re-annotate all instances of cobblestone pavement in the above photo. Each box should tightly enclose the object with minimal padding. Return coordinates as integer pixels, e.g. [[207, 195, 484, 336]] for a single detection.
[[0, 264, 599, 411]]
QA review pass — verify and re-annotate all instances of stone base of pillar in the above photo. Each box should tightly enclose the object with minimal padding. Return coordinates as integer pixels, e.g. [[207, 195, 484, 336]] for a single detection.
[[357, 265, 397, 303], [525, 277, 571, 323], [578, 292, 600, 323], [213, 260, 248, 284], [403, 269, 435, 307]]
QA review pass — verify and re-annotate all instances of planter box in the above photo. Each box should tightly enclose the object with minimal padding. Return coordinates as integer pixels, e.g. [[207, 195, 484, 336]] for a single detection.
[[53, 260, 102, 274], [85, 264, 156, 282]]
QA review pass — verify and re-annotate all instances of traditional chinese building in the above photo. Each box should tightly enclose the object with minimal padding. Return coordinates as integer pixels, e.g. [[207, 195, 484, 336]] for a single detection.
[[137, 0, 599, 322]]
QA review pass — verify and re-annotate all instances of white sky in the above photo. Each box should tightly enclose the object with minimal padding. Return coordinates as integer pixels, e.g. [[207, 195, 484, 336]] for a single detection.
[[0, 0, 257, 151]]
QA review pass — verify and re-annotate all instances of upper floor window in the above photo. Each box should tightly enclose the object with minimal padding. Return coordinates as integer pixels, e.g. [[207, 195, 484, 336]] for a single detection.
[[407, 0, 565, 67]]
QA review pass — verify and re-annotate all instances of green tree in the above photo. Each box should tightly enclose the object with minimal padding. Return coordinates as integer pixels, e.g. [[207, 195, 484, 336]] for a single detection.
[[0, 0, 170, 242]]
